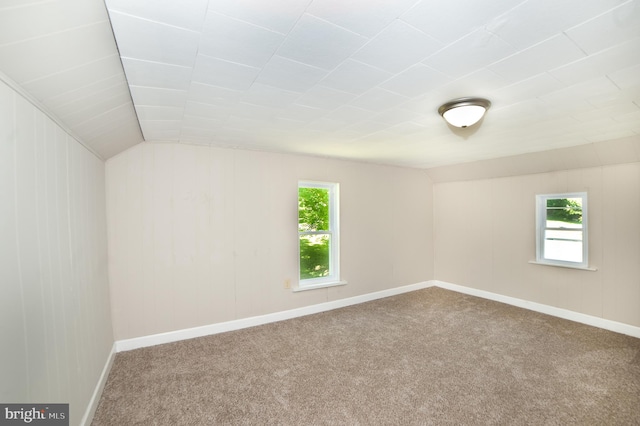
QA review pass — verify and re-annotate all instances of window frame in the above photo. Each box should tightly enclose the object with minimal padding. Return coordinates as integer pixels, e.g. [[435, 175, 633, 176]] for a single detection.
[[297, 180, 341, 289], [535, 192, 588, 269]]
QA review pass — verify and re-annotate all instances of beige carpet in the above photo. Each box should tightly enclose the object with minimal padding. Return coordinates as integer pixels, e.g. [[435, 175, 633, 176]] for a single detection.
[[93, 288, 640, 425]]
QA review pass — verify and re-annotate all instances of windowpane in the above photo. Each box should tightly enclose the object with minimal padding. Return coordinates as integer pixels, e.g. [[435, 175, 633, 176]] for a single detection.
[[545, 198, 582, 226], [298, 187, 329, 232], [536, 192, 588, 268], [299, 234, 331, 279], [544, 230, 583, 263]]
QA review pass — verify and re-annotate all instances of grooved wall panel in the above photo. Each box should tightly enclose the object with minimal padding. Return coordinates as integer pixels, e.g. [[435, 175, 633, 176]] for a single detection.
[[434, 165, 640, 327], [0, 80, 113, 425], [106, 143, 434, 340]]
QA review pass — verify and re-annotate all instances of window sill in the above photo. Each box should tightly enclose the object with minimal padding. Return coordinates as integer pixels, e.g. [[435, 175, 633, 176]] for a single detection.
[[293, 280, 347, 292], [528, 261, 597, 271]]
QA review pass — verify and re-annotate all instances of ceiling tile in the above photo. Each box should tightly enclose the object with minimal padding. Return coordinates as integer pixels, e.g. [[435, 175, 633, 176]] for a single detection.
[[566, 1, 640, 54], [122, 58, 192, 90], [613, 109, 640, 125], [435, 69, 511, 102], [608, 63, 640, 89], [207, 0, 311, 34], [276, 14, 368, 70], [135, 105, 185, 121], [63, 98, 133, 129], [319, 59, 392, 94], [385, 121, 427, 136], [488, 34, 586, 83], [487, 0, 625, 50], [180, 126, 218, 141], [184, 101, 232, 119], [0, 0, 106, 44], [105, 0, 209, 31], [55, 84, 130, 123], [223, 115, 265, 132], [192, 54, 261, 90], [424, 29, 515, 78], [324, 105, 374, 124], [401, 0, 516, 44], [372, 108, 423, 126], [584, 122, 635, 143], [407, 69, 510, 113], [199, 12, 284, 68], [140, 120, 181, 140], [4, 0, 638, 166], [73, 103, 140, 138], [491, 73, 565, 106], [42, 74, 126, 111], [88, 119, 143, 158], [182, 114, 226, 129], [256, 55, 328, 92], [305, 117, 350, 132], [277, 104, 328, 122], [240, 83, 301, 108], [295, 86, 357, 110], [348, 88, 409, 112], [549, 37, 640, 85], [109, 12, 200, 67], [381, 64, 450, 98], [232, 102, 280, 120], [540, 76, 619, 113], [572, 101, 640, 123], [21, 55, 124, 101], [140, 119, 182, 131], [130, 86, 188, 107], [352, 20, 442, 74], [342, 119, 394, 136], [306, 0, 416, 38], [0, 21, 116, 84], [186, 82, 242, 106]]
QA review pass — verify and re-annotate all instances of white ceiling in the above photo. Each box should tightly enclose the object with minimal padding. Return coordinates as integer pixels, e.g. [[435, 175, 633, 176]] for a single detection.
[[1, 0, 639, 167]]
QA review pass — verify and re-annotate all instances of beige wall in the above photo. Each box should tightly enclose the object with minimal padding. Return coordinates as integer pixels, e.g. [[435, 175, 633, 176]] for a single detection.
[[0, 81, 113, 424], [434, 164, 640, 327], [106, 142, 434, 340]]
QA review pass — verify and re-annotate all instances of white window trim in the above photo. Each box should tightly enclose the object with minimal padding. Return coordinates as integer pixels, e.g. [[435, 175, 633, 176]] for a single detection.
[[298, 181, 342, 289], [534, 192, 590, 270]]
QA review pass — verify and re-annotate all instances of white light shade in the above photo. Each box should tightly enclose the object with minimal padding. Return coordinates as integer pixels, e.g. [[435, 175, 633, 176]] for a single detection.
[[438, 98, 491, 128], [442, 105, 486, 128]]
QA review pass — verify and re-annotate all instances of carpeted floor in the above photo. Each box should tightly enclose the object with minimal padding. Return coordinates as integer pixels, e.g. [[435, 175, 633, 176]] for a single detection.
[[92, 287, 640, 425]]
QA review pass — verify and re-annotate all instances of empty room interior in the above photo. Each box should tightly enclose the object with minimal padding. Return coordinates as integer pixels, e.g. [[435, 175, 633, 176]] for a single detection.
[[2, 0, 640, 424]]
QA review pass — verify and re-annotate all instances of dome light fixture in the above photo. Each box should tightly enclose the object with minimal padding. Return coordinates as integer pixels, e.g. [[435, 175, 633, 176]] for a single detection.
[[438, 97, 491, 128]]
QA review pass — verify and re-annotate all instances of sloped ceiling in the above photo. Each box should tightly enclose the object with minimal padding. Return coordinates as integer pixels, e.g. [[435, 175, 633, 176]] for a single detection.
[[0, 0, 143, 159], [1, 0, 639, 167]]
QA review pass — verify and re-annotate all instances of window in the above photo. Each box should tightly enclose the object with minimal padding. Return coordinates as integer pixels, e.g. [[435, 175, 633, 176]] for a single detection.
[[298, 181, 341, 288], [535, 192, 588, 268]]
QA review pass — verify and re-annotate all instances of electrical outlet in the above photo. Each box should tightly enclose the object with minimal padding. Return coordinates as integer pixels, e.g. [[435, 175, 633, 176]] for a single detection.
[[284, 279, 291, 289]]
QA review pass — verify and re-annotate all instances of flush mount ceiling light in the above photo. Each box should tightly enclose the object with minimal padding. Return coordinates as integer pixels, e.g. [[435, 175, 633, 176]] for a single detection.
[[438, 97, 491, 128]]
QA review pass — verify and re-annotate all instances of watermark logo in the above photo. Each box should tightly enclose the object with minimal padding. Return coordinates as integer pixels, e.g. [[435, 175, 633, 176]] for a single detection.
[[0, 404, 68, 426]]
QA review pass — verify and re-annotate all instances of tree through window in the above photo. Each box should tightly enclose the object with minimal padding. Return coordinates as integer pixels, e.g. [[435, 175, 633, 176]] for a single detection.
[[298, 181, 340, 286], [536, 192, 588, 268]]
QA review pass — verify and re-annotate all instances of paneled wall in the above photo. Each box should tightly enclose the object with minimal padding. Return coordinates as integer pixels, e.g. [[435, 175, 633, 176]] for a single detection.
[[106, 142, 434, 340], [0, 81, 113, 424], [434, 164, 640, 327]]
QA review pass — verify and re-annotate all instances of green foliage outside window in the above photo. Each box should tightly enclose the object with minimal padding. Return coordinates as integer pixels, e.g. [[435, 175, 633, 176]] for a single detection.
[[299, 236, 330, 279], [299, 187, 330, 279], [298, 188, 329, 231], [546, 198, 583, 224]]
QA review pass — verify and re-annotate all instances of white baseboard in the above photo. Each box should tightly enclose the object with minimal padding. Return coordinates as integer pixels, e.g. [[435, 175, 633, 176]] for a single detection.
[[116, 281, 435, 352], [86, 280, 639, 426], [115, 279, 639, 353], [80, 342, 117, 426], [434, 280, 640, 339]]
